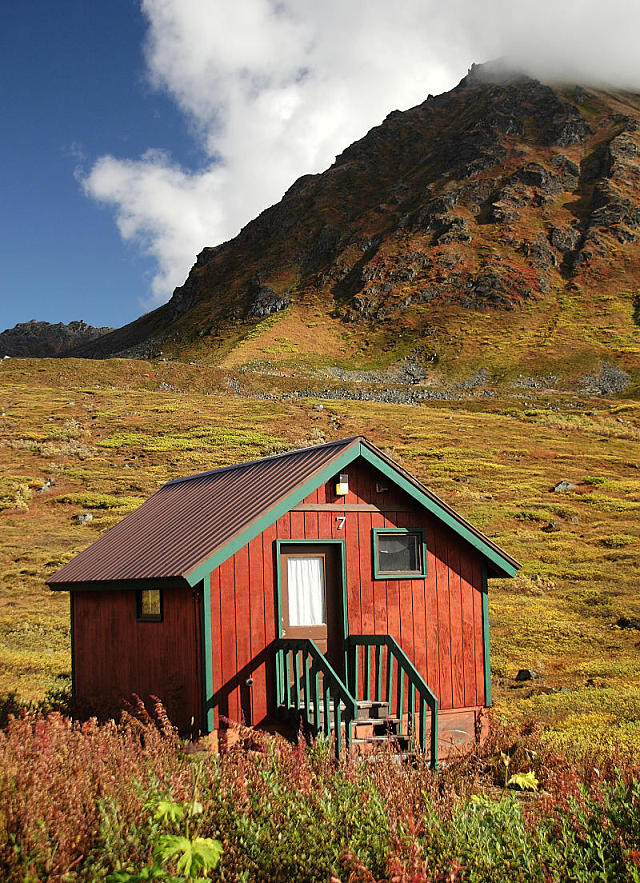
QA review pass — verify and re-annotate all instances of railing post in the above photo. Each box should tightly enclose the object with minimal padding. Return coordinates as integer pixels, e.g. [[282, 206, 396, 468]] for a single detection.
[[431, 699, 439, 770]]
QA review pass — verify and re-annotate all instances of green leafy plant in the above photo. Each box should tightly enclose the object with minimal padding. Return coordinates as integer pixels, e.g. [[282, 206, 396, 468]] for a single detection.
[[107, 775, 222, 882], [507, 770, 539, 792]]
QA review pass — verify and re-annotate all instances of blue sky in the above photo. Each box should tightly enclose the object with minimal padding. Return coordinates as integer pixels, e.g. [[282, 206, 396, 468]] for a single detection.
[[1, 1, 198, 330], [2, 1, 638, 335]]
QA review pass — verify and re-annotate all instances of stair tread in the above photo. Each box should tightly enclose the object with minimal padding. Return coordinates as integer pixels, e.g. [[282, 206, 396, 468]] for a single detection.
[[352, 734, 410, 743]]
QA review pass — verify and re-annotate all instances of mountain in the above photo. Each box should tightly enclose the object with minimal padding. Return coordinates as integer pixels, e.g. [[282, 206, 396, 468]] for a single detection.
[[72, 61, 640, 387], [0, 319, 113, 358]]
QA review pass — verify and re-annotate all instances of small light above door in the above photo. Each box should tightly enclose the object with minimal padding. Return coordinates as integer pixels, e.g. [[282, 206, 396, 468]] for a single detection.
[[335, 473, 349, 496]]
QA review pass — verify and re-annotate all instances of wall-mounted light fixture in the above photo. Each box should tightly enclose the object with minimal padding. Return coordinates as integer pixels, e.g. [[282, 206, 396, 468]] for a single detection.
[[335, 473, 349, 496]]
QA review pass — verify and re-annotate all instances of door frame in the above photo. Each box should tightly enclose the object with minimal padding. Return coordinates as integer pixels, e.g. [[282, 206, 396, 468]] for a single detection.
[[274, 539, 349, 647]]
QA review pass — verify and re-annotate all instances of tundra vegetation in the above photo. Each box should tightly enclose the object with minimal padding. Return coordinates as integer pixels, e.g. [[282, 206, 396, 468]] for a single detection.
[[0, 356, 639, 879]]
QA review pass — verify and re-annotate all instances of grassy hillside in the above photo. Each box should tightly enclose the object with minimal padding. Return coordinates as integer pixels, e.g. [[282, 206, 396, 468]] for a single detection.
[[1, 357, 639, 752]]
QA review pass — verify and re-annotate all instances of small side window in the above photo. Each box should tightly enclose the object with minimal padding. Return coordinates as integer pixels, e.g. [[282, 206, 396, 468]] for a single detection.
[[136, 589, 162, 622], [372, 529, 427, 579]]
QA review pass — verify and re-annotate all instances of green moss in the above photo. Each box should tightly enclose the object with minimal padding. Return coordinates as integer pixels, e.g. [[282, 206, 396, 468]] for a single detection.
[[97, 426, 282, 453], [55, 493, 145, 511]]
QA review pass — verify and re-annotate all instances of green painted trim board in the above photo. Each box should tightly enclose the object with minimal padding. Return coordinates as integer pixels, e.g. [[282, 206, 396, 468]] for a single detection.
[[199, 578, 214, 733]]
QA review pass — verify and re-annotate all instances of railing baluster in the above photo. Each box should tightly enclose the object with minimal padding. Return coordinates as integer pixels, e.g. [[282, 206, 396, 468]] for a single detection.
[[410, 683, 416, 746], [275, 646, 282, 708], [293, 650, 301, 714], [303, 653, 310, 716], [335, 696, 342, 758], [397, 670, 405, 734], [386, 650, 394, 713], [375, 644, 382, 701], [353, 643, 359, 698], [364, 644, 371, 701], [312, 667, 320, 729], [284, 650, 292, 711], [323, 680, 330, 736], [419, 696, 427, 753]]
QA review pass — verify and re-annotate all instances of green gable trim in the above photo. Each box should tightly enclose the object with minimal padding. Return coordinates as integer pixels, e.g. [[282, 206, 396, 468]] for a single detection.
[[358, 445, 518, 578], [185, 444, 359, 587], [199, 578, 214, 733], [185, 438, 517, 588], [481, 564, 492, 707]]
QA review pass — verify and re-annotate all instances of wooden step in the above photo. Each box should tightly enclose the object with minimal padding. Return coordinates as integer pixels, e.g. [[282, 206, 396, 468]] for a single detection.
[[356, 700, 391, 720], [353, 720, 400, 739]]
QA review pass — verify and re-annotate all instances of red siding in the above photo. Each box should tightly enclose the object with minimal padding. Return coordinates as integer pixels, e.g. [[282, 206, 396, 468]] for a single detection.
[[207, 458, 487, 725], [73, 587, 201, 731]]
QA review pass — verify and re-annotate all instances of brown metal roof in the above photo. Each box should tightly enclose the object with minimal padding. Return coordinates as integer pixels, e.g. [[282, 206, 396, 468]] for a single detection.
[[48, 437, 360, 587], [48, 435, 519, 589]]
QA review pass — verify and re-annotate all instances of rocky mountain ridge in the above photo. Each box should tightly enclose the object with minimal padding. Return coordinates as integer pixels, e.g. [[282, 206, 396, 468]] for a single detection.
[[0, 320, 113, 358]]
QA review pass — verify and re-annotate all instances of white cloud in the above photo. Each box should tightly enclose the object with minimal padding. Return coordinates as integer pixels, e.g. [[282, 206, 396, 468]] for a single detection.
[[82, 0, 640, 307]]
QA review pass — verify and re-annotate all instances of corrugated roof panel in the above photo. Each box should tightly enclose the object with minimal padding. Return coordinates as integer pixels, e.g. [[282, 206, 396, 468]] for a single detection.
[[48, 437, 359, 586]]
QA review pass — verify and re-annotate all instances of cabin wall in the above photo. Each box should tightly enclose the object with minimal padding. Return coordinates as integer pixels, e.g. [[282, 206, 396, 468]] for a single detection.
[[208, 459, 487, 729], [73, 586, 202, 732]]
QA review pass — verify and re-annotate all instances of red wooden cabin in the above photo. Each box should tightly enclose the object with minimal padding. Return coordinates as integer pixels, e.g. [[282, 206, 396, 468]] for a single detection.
[[48, 437, 518, 763]]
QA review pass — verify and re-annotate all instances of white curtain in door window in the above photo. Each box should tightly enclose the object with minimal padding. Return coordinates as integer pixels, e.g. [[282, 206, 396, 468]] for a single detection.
[[288, 557, 325, 626]]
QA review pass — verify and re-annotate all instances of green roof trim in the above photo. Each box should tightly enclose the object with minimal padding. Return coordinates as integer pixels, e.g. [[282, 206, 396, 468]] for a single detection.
[[185, 438, 517, 586]]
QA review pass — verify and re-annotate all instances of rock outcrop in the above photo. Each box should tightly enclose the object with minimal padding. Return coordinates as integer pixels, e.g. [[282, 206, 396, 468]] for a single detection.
[[0, 320, 112, 357]]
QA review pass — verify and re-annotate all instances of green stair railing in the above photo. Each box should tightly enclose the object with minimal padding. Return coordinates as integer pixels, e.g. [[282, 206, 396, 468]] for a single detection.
[[276, 638, 357, 759], [346, 635, 438, 768]]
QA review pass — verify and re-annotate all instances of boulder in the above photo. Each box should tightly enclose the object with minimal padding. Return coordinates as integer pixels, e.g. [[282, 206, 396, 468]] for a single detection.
[[515, 669, 539, 682], [552, 480, 578, 493]]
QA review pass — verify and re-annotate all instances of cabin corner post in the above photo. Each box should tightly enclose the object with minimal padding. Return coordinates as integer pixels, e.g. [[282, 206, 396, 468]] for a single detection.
[[199, 577, 214, 733], [481, 564, 492, 707], [69, 591, 76, 702]]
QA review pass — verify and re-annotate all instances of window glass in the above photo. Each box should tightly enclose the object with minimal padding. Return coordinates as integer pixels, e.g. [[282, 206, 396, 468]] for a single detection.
[[288, 556, 325, 626], [376, 532, 420, 574], [137, 589, 162, 621]]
